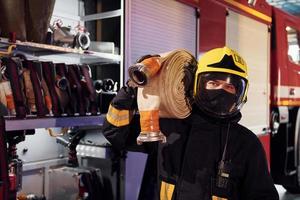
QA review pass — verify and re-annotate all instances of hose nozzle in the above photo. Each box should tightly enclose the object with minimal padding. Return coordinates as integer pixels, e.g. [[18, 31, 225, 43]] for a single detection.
[[128, 56, 161, 86]]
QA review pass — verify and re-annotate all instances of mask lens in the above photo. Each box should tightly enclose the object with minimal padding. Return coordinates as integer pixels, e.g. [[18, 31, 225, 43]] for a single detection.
[[195, 72, 247, 118]]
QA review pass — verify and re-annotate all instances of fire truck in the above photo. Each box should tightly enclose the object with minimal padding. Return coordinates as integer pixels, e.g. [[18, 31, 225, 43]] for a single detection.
[[125, 0, 300, 195]]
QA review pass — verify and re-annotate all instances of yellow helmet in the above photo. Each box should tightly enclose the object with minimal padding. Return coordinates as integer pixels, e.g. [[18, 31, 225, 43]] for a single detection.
[[194, 46, 249, 118]]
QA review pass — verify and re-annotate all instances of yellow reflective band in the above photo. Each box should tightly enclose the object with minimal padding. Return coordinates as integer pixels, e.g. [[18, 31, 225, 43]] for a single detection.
[[224, 0, 272, 23], [212, 195, 228, 200], [160, 181, 175, 200], [277, 100, 300, 106], [106, 104, 132, 127]]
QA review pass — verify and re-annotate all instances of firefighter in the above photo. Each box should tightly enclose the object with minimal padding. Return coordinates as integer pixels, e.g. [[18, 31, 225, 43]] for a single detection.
[[103, 46, 279, 200]]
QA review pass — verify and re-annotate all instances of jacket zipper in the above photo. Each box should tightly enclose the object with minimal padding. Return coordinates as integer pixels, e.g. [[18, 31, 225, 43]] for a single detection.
[[175, 123, 227, 200]]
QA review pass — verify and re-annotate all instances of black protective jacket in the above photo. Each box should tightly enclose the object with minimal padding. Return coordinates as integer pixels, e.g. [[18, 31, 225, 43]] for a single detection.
[[103, 108, 279, 200]]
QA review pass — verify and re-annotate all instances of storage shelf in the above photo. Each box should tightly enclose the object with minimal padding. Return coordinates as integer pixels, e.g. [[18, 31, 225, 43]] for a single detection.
[[0, 37, 121, 64], [4, 115, 105, 131]]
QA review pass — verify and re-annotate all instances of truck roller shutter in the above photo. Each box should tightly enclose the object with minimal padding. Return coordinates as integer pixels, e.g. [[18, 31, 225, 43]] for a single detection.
[[226, 10, 270, 136], [125, 0, 197, 80]]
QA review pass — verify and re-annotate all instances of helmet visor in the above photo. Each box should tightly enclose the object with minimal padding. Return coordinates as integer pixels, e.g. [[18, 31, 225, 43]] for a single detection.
[[195, 72, 247, 118]]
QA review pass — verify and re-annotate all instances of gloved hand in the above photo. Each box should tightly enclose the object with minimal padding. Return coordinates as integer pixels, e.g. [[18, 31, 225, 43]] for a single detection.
[[136, 54, 161, 63], [111, 86, 137, 110]]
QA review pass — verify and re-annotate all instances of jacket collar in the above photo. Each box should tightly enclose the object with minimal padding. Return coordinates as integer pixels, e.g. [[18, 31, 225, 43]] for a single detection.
[[190, 105, 242, 124]]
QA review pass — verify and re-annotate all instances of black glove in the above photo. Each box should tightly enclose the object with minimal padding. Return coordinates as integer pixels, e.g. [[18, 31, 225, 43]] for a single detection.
[[136, 54, 160, 63], [111, 86, 137, 110]]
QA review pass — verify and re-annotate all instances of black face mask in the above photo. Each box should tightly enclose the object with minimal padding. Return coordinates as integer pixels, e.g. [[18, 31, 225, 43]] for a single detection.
[[200, 89, 237, 115]]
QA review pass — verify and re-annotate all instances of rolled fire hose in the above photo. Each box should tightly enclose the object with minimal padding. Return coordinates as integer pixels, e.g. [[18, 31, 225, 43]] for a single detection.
[[0, 80, 16, 116], [0, 82, 7, 107], [23, 69, 37, 114], [41, 79, 53, 116], [128, 49, 197, 144]]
